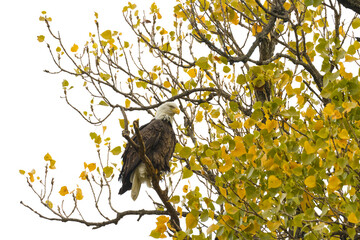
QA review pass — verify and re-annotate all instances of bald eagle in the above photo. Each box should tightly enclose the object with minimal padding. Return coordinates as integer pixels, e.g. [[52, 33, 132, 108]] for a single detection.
[[118, 102, 180, 200]]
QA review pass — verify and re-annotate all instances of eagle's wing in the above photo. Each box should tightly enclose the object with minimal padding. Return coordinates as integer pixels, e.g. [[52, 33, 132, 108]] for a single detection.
[[118, 119, 163, 194]]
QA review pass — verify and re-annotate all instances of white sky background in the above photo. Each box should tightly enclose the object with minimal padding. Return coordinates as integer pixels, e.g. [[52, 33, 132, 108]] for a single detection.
[[3, 0, 357, 239], [1, 0, 177, 239]]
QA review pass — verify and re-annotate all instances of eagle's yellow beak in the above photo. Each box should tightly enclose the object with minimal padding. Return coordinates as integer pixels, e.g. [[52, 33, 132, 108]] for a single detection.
[[173, 108, 180, 115]]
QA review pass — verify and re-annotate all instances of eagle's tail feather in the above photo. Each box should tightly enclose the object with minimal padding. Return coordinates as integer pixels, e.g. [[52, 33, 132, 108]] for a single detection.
[[131, 173, 141, 201], [130, 163, 148, 201]]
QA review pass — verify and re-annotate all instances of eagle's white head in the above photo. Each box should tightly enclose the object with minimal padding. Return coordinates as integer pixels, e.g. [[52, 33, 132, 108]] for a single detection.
[[155, 102, 180, 123]]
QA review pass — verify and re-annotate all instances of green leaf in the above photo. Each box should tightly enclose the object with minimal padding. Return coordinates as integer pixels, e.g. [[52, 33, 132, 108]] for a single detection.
[[313, 0, 322, 7], [317, 128, 329, 139], [347, 228, 356, 239], [62, 80, 69, 88], [150, 229, 161, 238], [99, 101, 108, 106], [179, 146, 192, 158], [110, 146, 122, 155], [95, 135, 102, 144], [168, 195, 180, 204], [182, 167, 193, 179], [223, 66, 231, 73], [100, 73, 110, 81], [195, 57, 210, 70], [304, 0, 313, 6], [103, 166, 113, 178], [293, 213, 304, 227], [171, 88, 178, 96], [352, 18, 360, 29], [236, 75, 246, 84], [89, 132, 97, 140], [229, 101, 238, 112], [160, 42, 172, 51], [251, 109, 264, 120], [205, 149, 214, 157]]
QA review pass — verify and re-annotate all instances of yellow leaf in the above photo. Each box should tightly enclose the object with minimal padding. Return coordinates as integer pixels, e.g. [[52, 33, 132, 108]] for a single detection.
[[37, 35, 45, 42], [187, 68, 197, 78], [49, 159, 56, 169], [265, 119, 277, 132], [283, 2, 291, 10], [252, 23, 262, 36], [304, 141, 316, 154], [304, 175, 316, 188], [244, 118, 256, 129], [163, 81, 171, 88], [297, 95, 305, 106], [46, 200, 53, 209], [44, 153, 52, 161], [219, 186, 227, 197], [305, 107, 317, 119], [28, 170, 35, 182], [177, 206, 183, 218], [157, 215, 169, 224], [195, 110, 203, 122], [345, 54, 358, 62], [348, 213, 359, 224], [231, 136, 246, 157], [350, 187, 356, 196], [159, 28, 168, 35], [76, 188, 83, 200], [225, 202, 238, 214], [79, 171, 87, 180], [268, 175, 282, 188], [125, 99, 131, 108], [338, 129, 350, 140], [219, 146, 233, 173], [323, 103, 335, 117], [237, 186, 246, 199], [183, 185, 188, 193], [339, 62, 353, 80], [261, 155, 274, 170], [59, 186, 69, 196], [186, 212, 198, 229], [339, 26, 345, 37], [207, 224, 219, 235], [328, 176, 341, 191], [101, 30, 112, 40], [267, 221, 281, 232], [71, 44, 79, 52], [230, 12, 239, 25], [88, 163, 96, 172], [201, 157, 213, 166], [151, 72, 158, 80], [19, 170, 25, 175], [295, 75, 302, 82], [342, 102, 357, 113]]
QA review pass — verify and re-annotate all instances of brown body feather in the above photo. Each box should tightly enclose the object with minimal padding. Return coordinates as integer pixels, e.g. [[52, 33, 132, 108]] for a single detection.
[[118, 119, 176, 195]]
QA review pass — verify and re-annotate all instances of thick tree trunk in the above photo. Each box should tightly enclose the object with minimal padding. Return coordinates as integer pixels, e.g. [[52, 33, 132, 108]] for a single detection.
[[337, 0, 360, 14]]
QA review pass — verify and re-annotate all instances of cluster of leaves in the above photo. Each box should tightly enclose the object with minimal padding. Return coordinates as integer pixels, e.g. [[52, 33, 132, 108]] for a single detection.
[[22, 0, 360, 239]]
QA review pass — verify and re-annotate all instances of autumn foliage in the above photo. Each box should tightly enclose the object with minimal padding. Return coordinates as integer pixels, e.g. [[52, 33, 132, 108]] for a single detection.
[[21, 0, 360, 239]]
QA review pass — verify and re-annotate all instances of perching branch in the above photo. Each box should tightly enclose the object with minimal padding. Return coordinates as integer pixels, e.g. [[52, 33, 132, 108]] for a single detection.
[[20, 200, 182, 230]]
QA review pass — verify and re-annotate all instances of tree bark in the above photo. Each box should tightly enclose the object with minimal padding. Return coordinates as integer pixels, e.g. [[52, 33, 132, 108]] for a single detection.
[[337, 0, 360, 14]]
